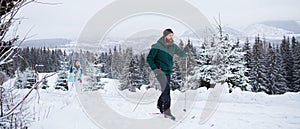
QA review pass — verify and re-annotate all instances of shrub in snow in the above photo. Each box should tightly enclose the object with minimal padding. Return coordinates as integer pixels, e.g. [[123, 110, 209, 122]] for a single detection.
[[55, 53, 69, 91], [187, 23, 251, 91], [84, 62, 105, 91]]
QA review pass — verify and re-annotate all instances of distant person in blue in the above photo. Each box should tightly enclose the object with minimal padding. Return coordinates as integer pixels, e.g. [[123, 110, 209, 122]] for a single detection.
[[68, 60, 82, 91], [147, 29, 188, 120]]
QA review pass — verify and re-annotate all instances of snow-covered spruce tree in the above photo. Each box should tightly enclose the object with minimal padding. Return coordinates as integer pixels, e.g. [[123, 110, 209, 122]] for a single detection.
[[55, 51, 69, 91], [24, 68, 36, 89], [226, 39, 251, 91], [189, 43, 210, 89], [40, 78, 49, 89], [14, 70, 24, 89], [280, 36, 293, 91], [259, 38, 274, 92], [101, 49, 113, 78], [119, 48, 142, 92], [184, 39, 197, 75], [242, 38, 251, 78], [291, 37, 300, 92], [83, 52, 96, 91], [84, 56, 105, 91], [14, 68, 29, 89], [139, 53, 150, 86], [51, 49, 61, 72], [119, 48, 133, 91], [98, 52, 109, 78], [93, 62, 105, 89], [132, 55, 143, 89], [188, 23, 250, 91], [172, 39, 197, 90], [106, 49, 113, 78], [173, 40, 185, 90], [170, 61, 183, 91], [84, 63, 94, 90], [260, 43, 285, 94], [272, 45, 288, 94], [249, 36, 265, 92], [261, 43, 275, 94], [111, 46, 122, 79]]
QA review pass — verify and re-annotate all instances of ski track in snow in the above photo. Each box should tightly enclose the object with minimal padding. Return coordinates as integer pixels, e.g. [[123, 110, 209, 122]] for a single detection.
[[23, 74, 300, 129]]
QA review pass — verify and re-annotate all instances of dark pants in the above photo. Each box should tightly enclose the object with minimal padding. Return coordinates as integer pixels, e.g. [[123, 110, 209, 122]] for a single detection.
[[156, 74, 171, 113]]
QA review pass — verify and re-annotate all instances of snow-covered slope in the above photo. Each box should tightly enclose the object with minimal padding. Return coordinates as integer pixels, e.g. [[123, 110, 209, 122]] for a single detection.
[[20, 38, 73, 48], [243, 24, 294, 40], [261, 20, 300, 33], [25, 75, 300, 129]]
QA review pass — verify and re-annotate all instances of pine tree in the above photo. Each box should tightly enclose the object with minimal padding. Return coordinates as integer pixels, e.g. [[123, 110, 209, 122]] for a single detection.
[[280, 36, 293, 91], [226, 39, 251, 91], [170, 61, 183, 91], [119, 48, 135, 91], [131, 55, 143, 90], [84, 63, 94, 91], [188, 25, 250, 91], [106, 49, 113, 78], [111, 46, 122, 79], [55, 51, 69, 91], [139, 53, 150, 85], [261, 43, 277, 94], [119, 48, 144, 92], [84, 61, 105, 91], [176, 40, 187, 89], [41, 78, 49, 89], [93, 53, 106, 90], [14, 68, 35, 89], [291, 36, 300, 92], [184, 39, 197, 78], [190, 43, 211, 89], [175, 39, 197, 90], [274, 45, 289, 94], [24, 68, 36, 89], [94, 62, 105, 89], [243, 38, 251, 77], [249, 36, 265, 92]]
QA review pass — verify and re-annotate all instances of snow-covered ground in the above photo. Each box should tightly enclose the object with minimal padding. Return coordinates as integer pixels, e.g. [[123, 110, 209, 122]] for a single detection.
[[18, 73, 300, 129]]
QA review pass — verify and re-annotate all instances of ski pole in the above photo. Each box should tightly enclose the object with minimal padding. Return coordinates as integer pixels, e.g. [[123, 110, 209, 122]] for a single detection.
[[132, 73, 156, 112], [184, 57, 188, 112], [132, 89, 147, 112]]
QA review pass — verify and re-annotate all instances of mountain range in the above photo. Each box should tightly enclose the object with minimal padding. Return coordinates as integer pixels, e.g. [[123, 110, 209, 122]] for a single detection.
[[19, 20, 300, 52]]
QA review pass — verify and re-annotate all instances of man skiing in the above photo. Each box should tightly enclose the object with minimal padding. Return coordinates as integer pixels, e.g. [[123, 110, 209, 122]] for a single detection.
[[147, 28, 188, 120]]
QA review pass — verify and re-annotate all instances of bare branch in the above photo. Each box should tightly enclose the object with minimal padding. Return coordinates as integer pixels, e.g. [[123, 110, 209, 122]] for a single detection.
[[0, 47, 14, 61], [0, 59, 13, 66], [213, 13, 224, 41], [0, 0, 35, 41], [1, 72, 56, 118]]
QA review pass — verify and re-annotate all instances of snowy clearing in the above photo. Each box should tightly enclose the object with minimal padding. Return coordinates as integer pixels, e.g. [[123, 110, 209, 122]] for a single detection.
[[25, 75, 300, 129]]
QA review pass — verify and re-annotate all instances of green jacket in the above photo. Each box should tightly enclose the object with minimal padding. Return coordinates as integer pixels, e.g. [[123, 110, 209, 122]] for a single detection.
[[147, 37, 188, 74]]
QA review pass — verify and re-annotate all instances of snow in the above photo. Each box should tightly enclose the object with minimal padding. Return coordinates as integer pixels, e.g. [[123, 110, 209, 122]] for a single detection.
[[243, 24, 294, 40], [29, 73, 99, 129], [22, 73, 300, 129], [96, 78, 181, 119]]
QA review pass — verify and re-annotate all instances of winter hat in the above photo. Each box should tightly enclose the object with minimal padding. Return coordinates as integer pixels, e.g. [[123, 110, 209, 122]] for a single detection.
[[163, 28, 173, 37]]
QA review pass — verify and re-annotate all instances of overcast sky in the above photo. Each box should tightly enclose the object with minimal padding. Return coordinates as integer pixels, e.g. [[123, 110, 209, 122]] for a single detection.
[[12, 0, 300, 40]]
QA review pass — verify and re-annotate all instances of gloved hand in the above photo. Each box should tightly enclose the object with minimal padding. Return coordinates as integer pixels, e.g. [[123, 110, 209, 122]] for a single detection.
[[154, 68, 163, 77]]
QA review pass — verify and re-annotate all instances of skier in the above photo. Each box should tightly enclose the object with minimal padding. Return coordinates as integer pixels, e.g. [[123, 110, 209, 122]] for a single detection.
[[68, 60, 83, 92], [147, 28, 188, 120]]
